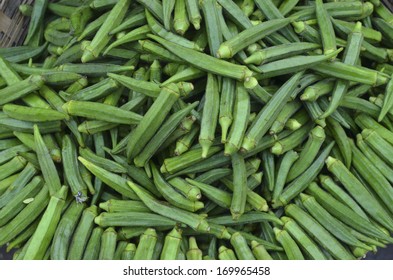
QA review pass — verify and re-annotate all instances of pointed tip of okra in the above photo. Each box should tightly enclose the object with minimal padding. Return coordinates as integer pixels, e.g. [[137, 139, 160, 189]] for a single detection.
[[216, 44, 232, 59]]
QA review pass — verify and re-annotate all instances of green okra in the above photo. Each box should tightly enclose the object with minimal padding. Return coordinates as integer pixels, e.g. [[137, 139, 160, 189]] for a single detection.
[[275, 141, 335, 207], [281, 216, 326, 260], [287, 125, 326, 181], [134, 101, 199, 167], [285, 203, 355, 260], [128, 181, 210, 233], [319, 174, 368, 220], [133, 228, 158, 260], [24, 186, 68, 260], [67, 205, 99, 260], [151, 163, 204, 212], [98, 227, 117, 260], [218, 18, 292, 59], [81, 0, 131, 62], [51, 201, 86, 260], [225, 83, 250, 155], [274, 227, 304, 260], [241, 71, 303, 152], [126, 83, 181, 160]]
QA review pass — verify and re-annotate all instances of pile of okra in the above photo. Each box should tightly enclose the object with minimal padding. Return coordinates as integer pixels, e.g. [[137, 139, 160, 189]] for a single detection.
[[0, 0, 393, 260]]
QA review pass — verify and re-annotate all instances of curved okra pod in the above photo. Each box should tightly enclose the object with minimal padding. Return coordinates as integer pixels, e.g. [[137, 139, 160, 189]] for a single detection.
[[287, 125, 326, 182], [241, 71, 303, 152], [275, 141, 335, 207], [134, 101, 199, 167], [24, 185, 68, 260], [272, 150, 299, 202], [128, 181, 210, 233], [126, 83, 181, 160], [281, 216, 326, 260], [217, 18, 291, 59], [78, 157, 138, 200], [151, 163, 204, 212], [285, 203, 355, 260]]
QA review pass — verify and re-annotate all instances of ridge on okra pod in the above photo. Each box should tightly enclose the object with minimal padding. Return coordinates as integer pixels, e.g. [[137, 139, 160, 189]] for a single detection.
[[1, 0, 393, 260]]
